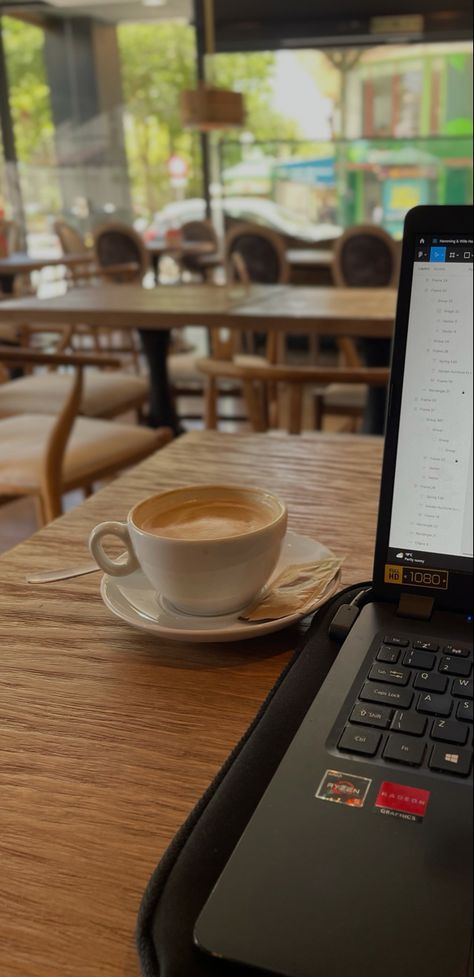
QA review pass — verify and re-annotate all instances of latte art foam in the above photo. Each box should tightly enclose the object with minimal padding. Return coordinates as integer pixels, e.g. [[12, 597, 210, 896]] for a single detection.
[[140, 499, 271, 540]]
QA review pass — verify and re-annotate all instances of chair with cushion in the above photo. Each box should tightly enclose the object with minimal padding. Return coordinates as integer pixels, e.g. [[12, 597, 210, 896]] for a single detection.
[[0, 321, 150, 420], [0, 347, 172, 525], [198, 357, 390, 435]]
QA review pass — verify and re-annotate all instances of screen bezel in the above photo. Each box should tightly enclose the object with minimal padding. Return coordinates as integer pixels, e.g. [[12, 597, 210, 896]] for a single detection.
[[373, 205, 473, 612]]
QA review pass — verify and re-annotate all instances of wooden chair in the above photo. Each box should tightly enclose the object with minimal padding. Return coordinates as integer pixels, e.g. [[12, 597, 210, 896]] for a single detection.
[[324, 224, 399, 431], [198, 357, 390, 435], [225, 222, 290, 285], [180, 220, 221, 281], [332, 224, 399, 289], [54, 219, 90, 257], [92, 221, 152, 371], [0, 346, 172, 525], [93, 221, 150, 283], [0, 325, 149, 422]]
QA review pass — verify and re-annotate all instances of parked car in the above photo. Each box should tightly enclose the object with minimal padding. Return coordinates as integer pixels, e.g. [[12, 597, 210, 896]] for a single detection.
[[143, 197, 342, 248]]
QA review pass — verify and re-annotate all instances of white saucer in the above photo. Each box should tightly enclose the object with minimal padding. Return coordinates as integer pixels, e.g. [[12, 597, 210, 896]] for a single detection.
[[100, 533, 340, 643]]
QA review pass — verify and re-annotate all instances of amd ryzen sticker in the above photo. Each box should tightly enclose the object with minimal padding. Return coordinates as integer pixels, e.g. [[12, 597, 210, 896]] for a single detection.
[[375, 782, 431, 823], [316, 770, 372, 808]]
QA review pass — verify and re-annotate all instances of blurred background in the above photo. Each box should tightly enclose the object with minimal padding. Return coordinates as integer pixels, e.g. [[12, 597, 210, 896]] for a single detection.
[[0, 0, 472, 255]]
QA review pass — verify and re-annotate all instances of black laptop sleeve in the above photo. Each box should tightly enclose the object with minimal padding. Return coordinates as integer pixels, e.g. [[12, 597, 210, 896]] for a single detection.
[[137, 582, 373, 977]]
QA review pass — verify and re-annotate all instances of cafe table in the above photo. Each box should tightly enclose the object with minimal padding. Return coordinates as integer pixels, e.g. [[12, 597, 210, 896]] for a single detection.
[[0, 430, 383, 977], [0, 252, 96, 294], [0, 282, 397, 338]]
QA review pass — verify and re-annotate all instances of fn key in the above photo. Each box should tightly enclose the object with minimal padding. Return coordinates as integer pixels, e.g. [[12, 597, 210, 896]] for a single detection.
[[339, 727, 382, 757]]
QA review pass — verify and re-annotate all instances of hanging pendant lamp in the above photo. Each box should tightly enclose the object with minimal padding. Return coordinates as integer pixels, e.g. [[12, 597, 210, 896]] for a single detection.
[[181, 0, 245, 131]]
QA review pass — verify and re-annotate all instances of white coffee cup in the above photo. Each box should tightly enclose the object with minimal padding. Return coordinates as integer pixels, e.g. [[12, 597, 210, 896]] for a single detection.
[[89, 485, 288, 617]]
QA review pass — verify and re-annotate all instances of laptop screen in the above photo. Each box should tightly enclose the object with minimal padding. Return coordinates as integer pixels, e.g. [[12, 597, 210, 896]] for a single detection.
[[387, 234, 473, 577]]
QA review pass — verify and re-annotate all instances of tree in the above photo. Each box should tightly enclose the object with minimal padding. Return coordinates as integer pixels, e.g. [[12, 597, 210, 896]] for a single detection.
[[118, 23, 301, 214], [1, 16, 54, 165]]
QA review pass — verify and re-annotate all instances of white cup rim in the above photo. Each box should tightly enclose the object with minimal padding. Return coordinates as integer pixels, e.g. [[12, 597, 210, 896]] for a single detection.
[[129, 485, 287, 545]]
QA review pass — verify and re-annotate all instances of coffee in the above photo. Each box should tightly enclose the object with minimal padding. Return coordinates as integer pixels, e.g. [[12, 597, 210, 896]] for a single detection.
[[90, 485, 288, 616], [141, 499, 270, 541]]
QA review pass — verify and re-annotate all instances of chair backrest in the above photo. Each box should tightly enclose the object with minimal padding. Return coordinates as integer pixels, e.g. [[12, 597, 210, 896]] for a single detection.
[[198, 358, 390, 435], [225, 223, 290, 285], [332, 225, 399, 288], [0, 219, 20, 257], [93, 221, 150, 282], [54, 220, 89, 256], [181, 220, 218, 250]]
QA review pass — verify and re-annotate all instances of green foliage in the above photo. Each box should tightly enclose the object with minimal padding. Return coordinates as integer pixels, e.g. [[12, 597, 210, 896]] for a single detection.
[[442, 118, 474, 136], [118, 22, 201, 214], [118, 24, 301, 214], [2, 16, 54, 164]]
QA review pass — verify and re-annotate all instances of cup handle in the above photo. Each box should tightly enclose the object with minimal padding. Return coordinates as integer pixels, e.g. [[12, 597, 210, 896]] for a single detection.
[[89, 521, 139, 577]]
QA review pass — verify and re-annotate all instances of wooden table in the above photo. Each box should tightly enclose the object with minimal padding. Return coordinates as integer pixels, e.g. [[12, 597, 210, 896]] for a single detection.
[[287, 249, 335, 286], [146, 240, 217, 260], [287, 248, 334, 270], [0, 431, 383, 977], [0, 283, 397, 338], [0, 252, 95, 293]]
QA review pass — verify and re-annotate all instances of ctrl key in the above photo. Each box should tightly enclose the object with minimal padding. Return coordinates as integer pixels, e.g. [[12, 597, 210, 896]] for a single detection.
[[339, 727, 382, 757]]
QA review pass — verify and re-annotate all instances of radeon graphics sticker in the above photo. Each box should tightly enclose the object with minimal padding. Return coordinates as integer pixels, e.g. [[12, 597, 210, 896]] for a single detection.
[[375, 781, 431, 822]]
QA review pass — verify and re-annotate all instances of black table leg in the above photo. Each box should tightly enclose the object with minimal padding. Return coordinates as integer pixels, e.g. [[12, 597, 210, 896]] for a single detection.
[[359, 338, 392, 436], [138, 328, 181, 435]]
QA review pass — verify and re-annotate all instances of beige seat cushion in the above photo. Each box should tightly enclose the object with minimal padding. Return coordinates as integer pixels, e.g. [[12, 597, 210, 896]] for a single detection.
[[323, 383, 367, 410], [0, 414, 163, 491], [0, 370, 148, 419], [168, 352, 203, 387]]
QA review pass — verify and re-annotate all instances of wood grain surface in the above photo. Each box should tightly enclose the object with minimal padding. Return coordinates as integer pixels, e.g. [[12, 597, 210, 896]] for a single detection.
[[0, 283, 397, 337], [0, 431, 383, 977]]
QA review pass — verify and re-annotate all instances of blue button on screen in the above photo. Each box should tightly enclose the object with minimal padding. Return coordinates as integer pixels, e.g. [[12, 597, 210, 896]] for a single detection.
[[430, 246, 447, 262]]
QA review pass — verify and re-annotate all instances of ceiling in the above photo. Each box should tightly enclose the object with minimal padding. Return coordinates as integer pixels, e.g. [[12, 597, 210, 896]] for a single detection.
[[1, 0, 471, 39], [0, 0, 192, 24]]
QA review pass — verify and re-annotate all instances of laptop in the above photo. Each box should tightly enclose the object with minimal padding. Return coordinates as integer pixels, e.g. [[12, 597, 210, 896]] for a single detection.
[[194, 206, 474, 977]]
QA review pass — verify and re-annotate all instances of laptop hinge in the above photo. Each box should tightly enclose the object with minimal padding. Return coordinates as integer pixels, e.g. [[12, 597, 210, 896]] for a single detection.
[[397, 593, 435, 621]]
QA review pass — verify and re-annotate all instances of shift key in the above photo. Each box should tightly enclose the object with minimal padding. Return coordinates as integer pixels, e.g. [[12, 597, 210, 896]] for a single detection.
[[360, 682, 414, 710]]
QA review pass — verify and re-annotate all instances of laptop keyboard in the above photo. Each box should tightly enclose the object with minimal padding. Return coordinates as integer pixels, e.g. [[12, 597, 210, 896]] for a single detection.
[[336, 634, 473, 778]]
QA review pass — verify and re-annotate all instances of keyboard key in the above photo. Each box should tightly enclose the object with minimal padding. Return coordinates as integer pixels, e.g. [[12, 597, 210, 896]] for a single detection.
[[391, 710, 427, 737], [452, 678, 473, 700], [431, 719, 469, 745], [414, 640, 439, 653], [417, 693, 452, 717], [403, 649, 436, 671], [360, 683, 413, 710], [413, 672, 449, 695], [350, 703, 393, 729], [429, 745, 473, 777], [369, 664, 411, 687], [383, 735, 426, 767], [384, 635, 409, 647], [439, 657, 472, 677], [377, 645, 401, 665], [444, 644, 472, 659], [339, 727, 382, 757], [457, 700, 474, 723]]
